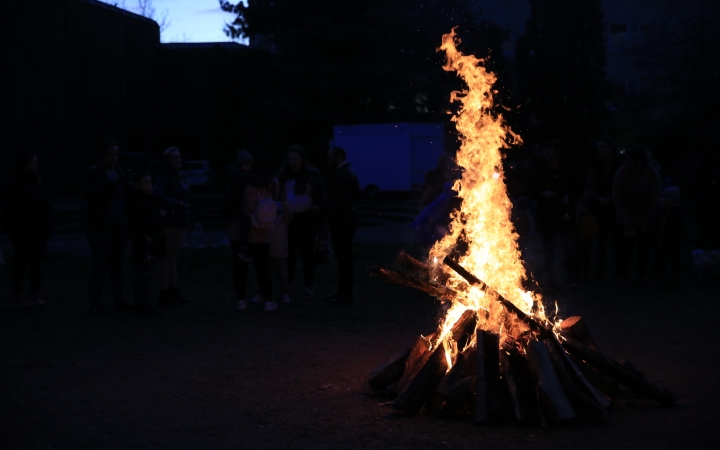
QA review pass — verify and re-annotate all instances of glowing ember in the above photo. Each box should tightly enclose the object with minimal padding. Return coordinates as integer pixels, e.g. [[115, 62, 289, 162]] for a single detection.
[[428, 29, 549, 365]]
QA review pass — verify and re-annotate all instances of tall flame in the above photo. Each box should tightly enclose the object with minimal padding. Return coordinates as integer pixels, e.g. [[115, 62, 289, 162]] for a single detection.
[[429, 30, 547, 354]]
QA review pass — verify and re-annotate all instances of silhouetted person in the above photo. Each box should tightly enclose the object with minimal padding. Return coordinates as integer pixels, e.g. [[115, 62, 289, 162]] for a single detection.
[[585, 138, 623, 278], [420, 153, 455, 207], [653, 186, 683, 288], [235, 157, 278, 312], [1, 150, 53, 308], [692, 142, 720, 250], [613, 147, 662, 286], [85, 134, 129, 313], [126, 171, 165, 318], [278, 145, 325, 299], [150, 147, 190, 306], [575, 197, 599, 282], [532, 141, 581, 288], [325, 147, 360, 304], [223, 150, 274, 262]]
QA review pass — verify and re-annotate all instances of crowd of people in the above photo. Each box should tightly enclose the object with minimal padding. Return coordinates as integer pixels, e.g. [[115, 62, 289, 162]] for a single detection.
[[0, 135, 360, 317], [419, 138, 720, 290], [1, 135, 718, 313]]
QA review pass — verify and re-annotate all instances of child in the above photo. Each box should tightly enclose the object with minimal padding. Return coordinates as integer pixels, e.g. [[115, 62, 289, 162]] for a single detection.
[[126, 171, 165, 318], [223, 150, 274, 262], [653, 186, 683, 287]]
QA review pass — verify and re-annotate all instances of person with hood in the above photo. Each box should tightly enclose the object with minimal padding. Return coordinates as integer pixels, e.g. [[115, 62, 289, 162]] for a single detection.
[[1, 150, 53, 308], [150, 146, 190, 306], [325, 147, 359, 304], [85, 134, 129, 313]]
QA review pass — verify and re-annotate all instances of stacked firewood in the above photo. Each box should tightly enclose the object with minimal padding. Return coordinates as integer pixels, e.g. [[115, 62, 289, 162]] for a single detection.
[[368, 253, 676, 424]]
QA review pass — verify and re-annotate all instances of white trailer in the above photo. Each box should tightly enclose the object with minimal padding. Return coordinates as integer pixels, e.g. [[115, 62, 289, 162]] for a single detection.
[[331, 123, 445, 196]]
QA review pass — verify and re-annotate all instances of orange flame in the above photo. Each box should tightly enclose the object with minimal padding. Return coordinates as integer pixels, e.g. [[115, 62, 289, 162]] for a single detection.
[[429, 29, 549, 363]]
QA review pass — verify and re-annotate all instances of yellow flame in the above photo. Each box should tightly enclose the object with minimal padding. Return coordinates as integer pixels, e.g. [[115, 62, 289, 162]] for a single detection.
[[430, 29, 549, 361]]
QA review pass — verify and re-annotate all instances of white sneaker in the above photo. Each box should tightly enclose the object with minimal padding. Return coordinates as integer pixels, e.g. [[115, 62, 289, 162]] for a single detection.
[[252, 294, 264, 304], [282, 294, 291, 304], [264, 301, 279, 311], [237, 300, 248, 310]]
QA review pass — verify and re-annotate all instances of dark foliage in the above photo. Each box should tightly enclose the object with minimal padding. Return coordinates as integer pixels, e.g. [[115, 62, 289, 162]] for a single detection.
[[218, 0, 508, 137], [515, 0, 609, 153]]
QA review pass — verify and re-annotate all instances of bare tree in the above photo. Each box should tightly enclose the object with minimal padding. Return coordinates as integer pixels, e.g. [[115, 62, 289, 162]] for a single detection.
[[101, 0, 171, 35]]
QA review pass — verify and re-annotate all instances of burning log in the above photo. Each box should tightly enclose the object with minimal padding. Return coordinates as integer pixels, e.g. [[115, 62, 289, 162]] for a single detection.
[[442, 257, 548, 335], [527, 341, 576, 422], [559, 316, 599, 350], [394, 335, 435, 396], [475, 330, 503, 423], [395, 251, 431, 279], [436, 348, 475, 410], [369, 348, 411, 392], [368, 266, 456, 301], [561, 338, 676, 406], [393, 343, 449, 414], [442, 258, 676, 407]]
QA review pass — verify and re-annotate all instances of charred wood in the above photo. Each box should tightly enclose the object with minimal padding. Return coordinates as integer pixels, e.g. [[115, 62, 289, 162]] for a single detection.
[[559, 316, 599, 350], [368, 266, 456, 301], [475, 330, 502, 423], [369, 348, 411, 392], [527, 341, 576, 422], [561, 338, 676, 406], [544, 340, 609, 423], [393, 343, 449, 414], [501, 346, 541, 424]]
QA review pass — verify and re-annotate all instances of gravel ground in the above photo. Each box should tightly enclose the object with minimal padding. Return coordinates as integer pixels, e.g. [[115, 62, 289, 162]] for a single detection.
[[0, 241, 718, 450]]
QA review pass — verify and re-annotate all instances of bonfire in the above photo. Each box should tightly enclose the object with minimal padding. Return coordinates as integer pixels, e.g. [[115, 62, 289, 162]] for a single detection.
[[368, 30, 675, 424]]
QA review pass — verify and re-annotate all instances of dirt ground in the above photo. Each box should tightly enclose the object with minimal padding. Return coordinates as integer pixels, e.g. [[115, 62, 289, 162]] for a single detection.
[[0, 242, 718, 450]]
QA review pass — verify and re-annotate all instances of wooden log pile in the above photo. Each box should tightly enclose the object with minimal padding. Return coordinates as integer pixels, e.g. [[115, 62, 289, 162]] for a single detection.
[[367, 254, 676, 424]]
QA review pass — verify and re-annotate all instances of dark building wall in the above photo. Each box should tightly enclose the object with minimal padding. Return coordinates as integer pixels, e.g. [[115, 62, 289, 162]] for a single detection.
[[0, 0, 159, 194]]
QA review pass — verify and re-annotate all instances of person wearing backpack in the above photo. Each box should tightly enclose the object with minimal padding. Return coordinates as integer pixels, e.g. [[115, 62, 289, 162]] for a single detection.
[[235, 161, 279, 311]]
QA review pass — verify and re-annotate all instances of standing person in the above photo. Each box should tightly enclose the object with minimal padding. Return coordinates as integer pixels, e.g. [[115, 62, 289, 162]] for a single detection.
[[235, 158, 278, 312], [585, 138, 623, 278], [126, 171, 165, 318], [268, 198, 292, 304], [223, 150, 274, 262], [325, 147, 359, 304], [150, 147, 190, 306], [532, 140, 581, 288], [613, 147, 662, 286], [1, 150, 53, 308], [278, 145, 325, 299], [85, 134, 129, 313]]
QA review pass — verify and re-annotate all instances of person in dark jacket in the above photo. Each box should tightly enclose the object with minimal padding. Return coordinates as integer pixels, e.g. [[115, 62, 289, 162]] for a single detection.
[[278, 145, 325, 299], [126, 171, 165, 318], [585, 138, 623, 278], [150, 146, 190, 306], [1, 150, 53, 308], [613, 147, 662, 286], [325, 147, 360, 304], [223, 149, 275, 262], [85, 134, 129, 313], [532, 140, 582, 288]]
